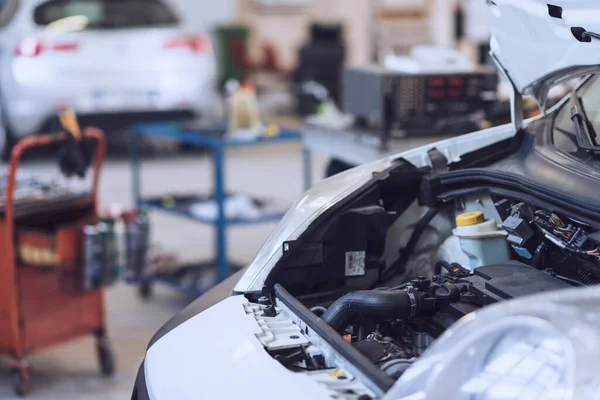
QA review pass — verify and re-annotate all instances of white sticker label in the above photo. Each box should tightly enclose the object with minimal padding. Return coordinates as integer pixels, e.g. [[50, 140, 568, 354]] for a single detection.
[[345, 251, 366, 276]]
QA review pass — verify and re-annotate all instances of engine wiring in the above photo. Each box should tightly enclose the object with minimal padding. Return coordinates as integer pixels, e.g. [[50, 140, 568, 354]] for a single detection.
[[533, 210, 600, 257], [543, 269, 584, 286], [504, 205, 600, 286]]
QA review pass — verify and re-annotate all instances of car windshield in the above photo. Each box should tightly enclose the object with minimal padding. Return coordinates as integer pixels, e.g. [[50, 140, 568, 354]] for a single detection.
[[34, 0, 179, 29], [553, 75, 600, 160]]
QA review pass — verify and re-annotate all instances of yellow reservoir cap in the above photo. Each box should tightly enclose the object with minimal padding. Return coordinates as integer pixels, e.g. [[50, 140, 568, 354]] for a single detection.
[[456, 211, 485, 227]]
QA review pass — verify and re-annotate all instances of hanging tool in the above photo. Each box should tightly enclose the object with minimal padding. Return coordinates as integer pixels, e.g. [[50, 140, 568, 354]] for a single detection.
[[57, 108, 94, 178]]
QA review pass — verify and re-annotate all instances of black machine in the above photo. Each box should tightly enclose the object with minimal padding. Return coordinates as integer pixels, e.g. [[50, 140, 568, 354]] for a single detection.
[[342, 65, 499, 149], [294, 24, 346, 116]]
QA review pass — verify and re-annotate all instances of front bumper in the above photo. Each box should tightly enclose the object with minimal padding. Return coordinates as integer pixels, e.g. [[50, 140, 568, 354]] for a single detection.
[[3, 66, 215, 136], [132, 362, 150, 400], [132, 270, 245, 400], [7, 108, 199, 137], [136, 295, 335, 400]]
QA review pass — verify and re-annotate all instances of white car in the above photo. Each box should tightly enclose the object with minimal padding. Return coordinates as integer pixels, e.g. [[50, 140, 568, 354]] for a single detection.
[[134, 1, 600, 399], [0, 0, 216, 158]]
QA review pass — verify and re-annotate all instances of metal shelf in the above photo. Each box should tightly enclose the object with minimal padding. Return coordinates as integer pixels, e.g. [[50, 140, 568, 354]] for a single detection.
[[139, 195, 288, 226], [132, 121, 302, 148], [129, 119, 307, 298], [125, 261, 245, 298]]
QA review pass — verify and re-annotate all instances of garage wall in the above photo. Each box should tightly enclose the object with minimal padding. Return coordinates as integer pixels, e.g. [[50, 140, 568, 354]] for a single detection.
[[237, 0, 373, 69], [237, 0, 455, 70], [311, 0, 373, 67], [237, 2, 308, 69], [430, 0, 455, 49], [166, 0, 456, 69]]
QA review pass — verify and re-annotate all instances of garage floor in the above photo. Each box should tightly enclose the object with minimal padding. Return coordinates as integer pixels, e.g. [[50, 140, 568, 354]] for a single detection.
[[0, 141, 327, 399]]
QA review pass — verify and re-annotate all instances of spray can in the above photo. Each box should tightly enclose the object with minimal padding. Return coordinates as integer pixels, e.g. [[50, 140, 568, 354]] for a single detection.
[[100, 218, 118, 285], [125, 210, 150, 279], [83, 224, 102, 290], [96, 222, 109, 287]]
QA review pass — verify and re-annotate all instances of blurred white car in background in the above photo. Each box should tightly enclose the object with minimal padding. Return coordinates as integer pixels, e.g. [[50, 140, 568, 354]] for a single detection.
[[0, 0, 217, 157]]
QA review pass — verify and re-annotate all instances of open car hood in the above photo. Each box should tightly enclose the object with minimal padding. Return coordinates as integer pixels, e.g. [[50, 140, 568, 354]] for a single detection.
[[483, 0, 600, 108]]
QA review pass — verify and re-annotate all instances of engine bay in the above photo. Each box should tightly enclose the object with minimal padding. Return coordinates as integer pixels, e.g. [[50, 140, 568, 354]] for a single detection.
[[260, 186, 600, 390], [320, 260, 570, 379]]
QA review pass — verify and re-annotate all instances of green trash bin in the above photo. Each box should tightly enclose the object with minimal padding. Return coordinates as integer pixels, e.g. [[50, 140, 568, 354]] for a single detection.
[[214, 25, 250, 86]]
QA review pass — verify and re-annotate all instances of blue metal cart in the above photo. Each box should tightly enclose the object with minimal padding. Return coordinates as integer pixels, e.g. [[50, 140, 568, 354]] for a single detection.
[[128, 120, 308, 298]]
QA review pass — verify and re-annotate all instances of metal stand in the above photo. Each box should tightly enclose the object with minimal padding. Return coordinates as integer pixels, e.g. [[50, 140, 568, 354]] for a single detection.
[[129, 122, 307, 297]]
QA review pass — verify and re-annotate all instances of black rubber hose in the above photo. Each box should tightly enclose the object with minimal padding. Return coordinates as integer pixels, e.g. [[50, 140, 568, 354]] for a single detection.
[[381, 207, 440, 282], [322, 290, 420, 333], [357, 319, 376, 341], [434, 260, 450, 275]]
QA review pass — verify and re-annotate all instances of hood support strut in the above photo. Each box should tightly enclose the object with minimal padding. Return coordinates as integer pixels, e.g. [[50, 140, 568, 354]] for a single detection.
[[491, 53, 523, 132]]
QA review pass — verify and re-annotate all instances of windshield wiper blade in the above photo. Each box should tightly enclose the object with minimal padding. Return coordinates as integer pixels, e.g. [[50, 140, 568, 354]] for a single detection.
[[570, 91, 600, 152]]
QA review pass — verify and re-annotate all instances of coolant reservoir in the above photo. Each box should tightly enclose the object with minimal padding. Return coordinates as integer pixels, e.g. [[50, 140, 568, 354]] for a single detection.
[[451, 211, 510, 270]]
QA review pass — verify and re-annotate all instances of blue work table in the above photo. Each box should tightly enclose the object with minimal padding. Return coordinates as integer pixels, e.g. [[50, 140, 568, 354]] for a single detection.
[[129, 120, 307, 298]]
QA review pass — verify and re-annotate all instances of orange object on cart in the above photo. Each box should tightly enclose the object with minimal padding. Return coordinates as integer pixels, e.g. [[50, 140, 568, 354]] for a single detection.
[[0, 128, 113, 396]]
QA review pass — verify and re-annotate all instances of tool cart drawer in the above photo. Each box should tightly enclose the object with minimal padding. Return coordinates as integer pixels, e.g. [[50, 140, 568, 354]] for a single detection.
[[16, 229, 58, 267], [17, 222, 104, 351]]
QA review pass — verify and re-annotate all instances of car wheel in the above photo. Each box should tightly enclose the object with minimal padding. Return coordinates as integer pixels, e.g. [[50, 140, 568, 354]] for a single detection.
[[0, 104, 16, 162]]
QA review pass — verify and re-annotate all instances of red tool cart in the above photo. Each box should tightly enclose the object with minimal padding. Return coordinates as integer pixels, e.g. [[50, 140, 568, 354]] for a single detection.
[[0, 128, 114, 396]]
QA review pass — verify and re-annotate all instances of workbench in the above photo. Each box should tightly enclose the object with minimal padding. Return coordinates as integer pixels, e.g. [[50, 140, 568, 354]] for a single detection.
[[129, 120, 306, 298], [302, 123, 453, 187]]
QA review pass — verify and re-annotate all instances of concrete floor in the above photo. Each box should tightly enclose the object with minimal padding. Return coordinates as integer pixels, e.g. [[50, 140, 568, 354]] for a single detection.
[[0, 142, 327, 399]]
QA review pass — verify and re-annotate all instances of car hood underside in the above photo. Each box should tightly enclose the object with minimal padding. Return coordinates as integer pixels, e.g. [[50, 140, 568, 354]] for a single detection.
[[483, 0, 600, 108]]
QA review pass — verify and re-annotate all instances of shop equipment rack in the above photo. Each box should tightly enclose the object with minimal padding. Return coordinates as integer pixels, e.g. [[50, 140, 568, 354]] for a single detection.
[[128, 120, 307, 299], [0, 129, 113, 396]]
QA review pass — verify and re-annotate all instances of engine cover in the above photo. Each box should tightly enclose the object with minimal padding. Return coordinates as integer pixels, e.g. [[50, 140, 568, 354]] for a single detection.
[[429, 261, 571, 334]]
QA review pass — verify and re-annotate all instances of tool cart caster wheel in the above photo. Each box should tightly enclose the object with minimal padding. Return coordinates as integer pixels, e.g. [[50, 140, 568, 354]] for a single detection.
[[97, 339, 115, 377], [11, 368, 33, 397], [138, 282, 153, 300]]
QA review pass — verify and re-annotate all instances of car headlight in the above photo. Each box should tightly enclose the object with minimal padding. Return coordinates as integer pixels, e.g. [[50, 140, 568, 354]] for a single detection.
[[234, 157, 394, 293], [385, 286, 600, 400], [431, 316, 574, 400]]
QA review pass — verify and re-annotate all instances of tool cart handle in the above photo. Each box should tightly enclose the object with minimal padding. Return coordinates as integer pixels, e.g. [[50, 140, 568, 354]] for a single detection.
[[4, 128, 107, 227]]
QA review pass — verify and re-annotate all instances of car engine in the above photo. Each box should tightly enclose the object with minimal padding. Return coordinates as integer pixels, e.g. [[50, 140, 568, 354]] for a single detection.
[[320, 260, 570, 378], [269, 195, 600, 382], [326, 199, 600, 377]]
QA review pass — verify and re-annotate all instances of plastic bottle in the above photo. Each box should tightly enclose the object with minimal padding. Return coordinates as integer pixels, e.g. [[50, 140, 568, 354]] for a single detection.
[[452, 211, 510, 270]]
